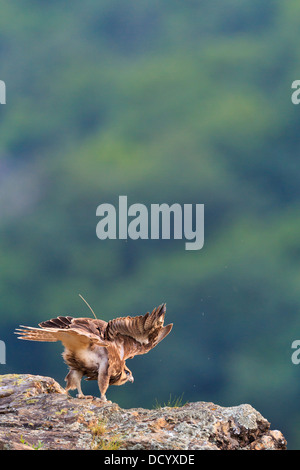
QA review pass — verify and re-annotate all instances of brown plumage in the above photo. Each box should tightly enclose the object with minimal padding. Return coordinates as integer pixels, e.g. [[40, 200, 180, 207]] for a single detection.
[[15, 304, 172, 402]]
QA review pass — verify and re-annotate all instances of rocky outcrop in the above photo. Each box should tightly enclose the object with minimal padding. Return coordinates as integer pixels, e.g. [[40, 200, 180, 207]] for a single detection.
[[0, 374, 286, 450]]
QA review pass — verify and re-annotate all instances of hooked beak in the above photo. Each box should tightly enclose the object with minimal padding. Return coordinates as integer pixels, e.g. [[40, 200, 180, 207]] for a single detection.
[[128, 376, 134, 383]]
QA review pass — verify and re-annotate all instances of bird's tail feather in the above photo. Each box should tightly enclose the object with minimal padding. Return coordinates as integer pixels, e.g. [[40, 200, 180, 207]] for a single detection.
[[15, 326, 58, 342]]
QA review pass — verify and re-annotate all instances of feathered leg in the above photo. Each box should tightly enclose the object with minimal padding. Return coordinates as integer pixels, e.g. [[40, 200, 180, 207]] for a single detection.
[[97, 363, 110, 402], [65, 369, 93, 399]]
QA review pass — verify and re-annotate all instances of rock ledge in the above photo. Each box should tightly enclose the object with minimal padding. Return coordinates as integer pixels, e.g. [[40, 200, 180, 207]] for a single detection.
[[0, 374, 286, 450]]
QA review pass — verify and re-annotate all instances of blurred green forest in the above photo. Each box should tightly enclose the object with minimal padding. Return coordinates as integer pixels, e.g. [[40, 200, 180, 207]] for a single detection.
[[1, 0, 300, 448]]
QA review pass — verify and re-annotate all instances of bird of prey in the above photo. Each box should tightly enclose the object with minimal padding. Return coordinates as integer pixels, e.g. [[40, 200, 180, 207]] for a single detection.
[[15, 303, 172, 402]]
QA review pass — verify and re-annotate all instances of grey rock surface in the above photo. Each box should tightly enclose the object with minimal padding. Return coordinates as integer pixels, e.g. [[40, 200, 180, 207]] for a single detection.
[[0, 374, 287, 450]]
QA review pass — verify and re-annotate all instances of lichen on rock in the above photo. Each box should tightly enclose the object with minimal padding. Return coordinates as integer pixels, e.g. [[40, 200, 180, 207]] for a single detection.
[[0, 374, 287, 450]]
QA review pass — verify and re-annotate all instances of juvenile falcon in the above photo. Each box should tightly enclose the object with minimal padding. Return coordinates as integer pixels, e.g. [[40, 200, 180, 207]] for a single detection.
[[15, 303, 172, 402]]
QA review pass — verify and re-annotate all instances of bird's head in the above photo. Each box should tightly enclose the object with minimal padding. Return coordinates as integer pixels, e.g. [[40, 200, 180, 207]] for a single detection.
[[122, 365, 134, 384], [110, 363, 134, 386]]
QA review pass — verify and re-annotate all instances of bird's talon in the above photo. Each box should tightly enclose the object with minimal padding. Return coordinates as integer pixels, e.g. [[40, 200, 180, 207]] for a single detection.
[[76, 394, 94, 399]]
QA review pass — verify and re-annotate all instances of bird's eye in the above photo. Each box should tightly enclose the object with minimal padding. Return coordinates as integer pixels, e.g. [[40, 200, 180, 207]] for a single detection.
[[125, 370, 130, 376]]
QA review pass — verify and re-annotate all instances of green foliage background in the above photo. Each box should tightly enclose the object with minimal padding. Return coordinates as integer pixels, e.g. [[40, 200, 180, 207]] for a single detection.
[[1, 0, 300, 448]]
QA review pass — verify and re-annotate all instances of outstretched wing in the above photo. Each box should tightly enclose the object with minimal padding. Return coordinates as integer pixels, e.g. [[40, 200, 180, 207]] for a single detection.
[[105, 304, 173, 360], [15, 316, 108, 351]]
